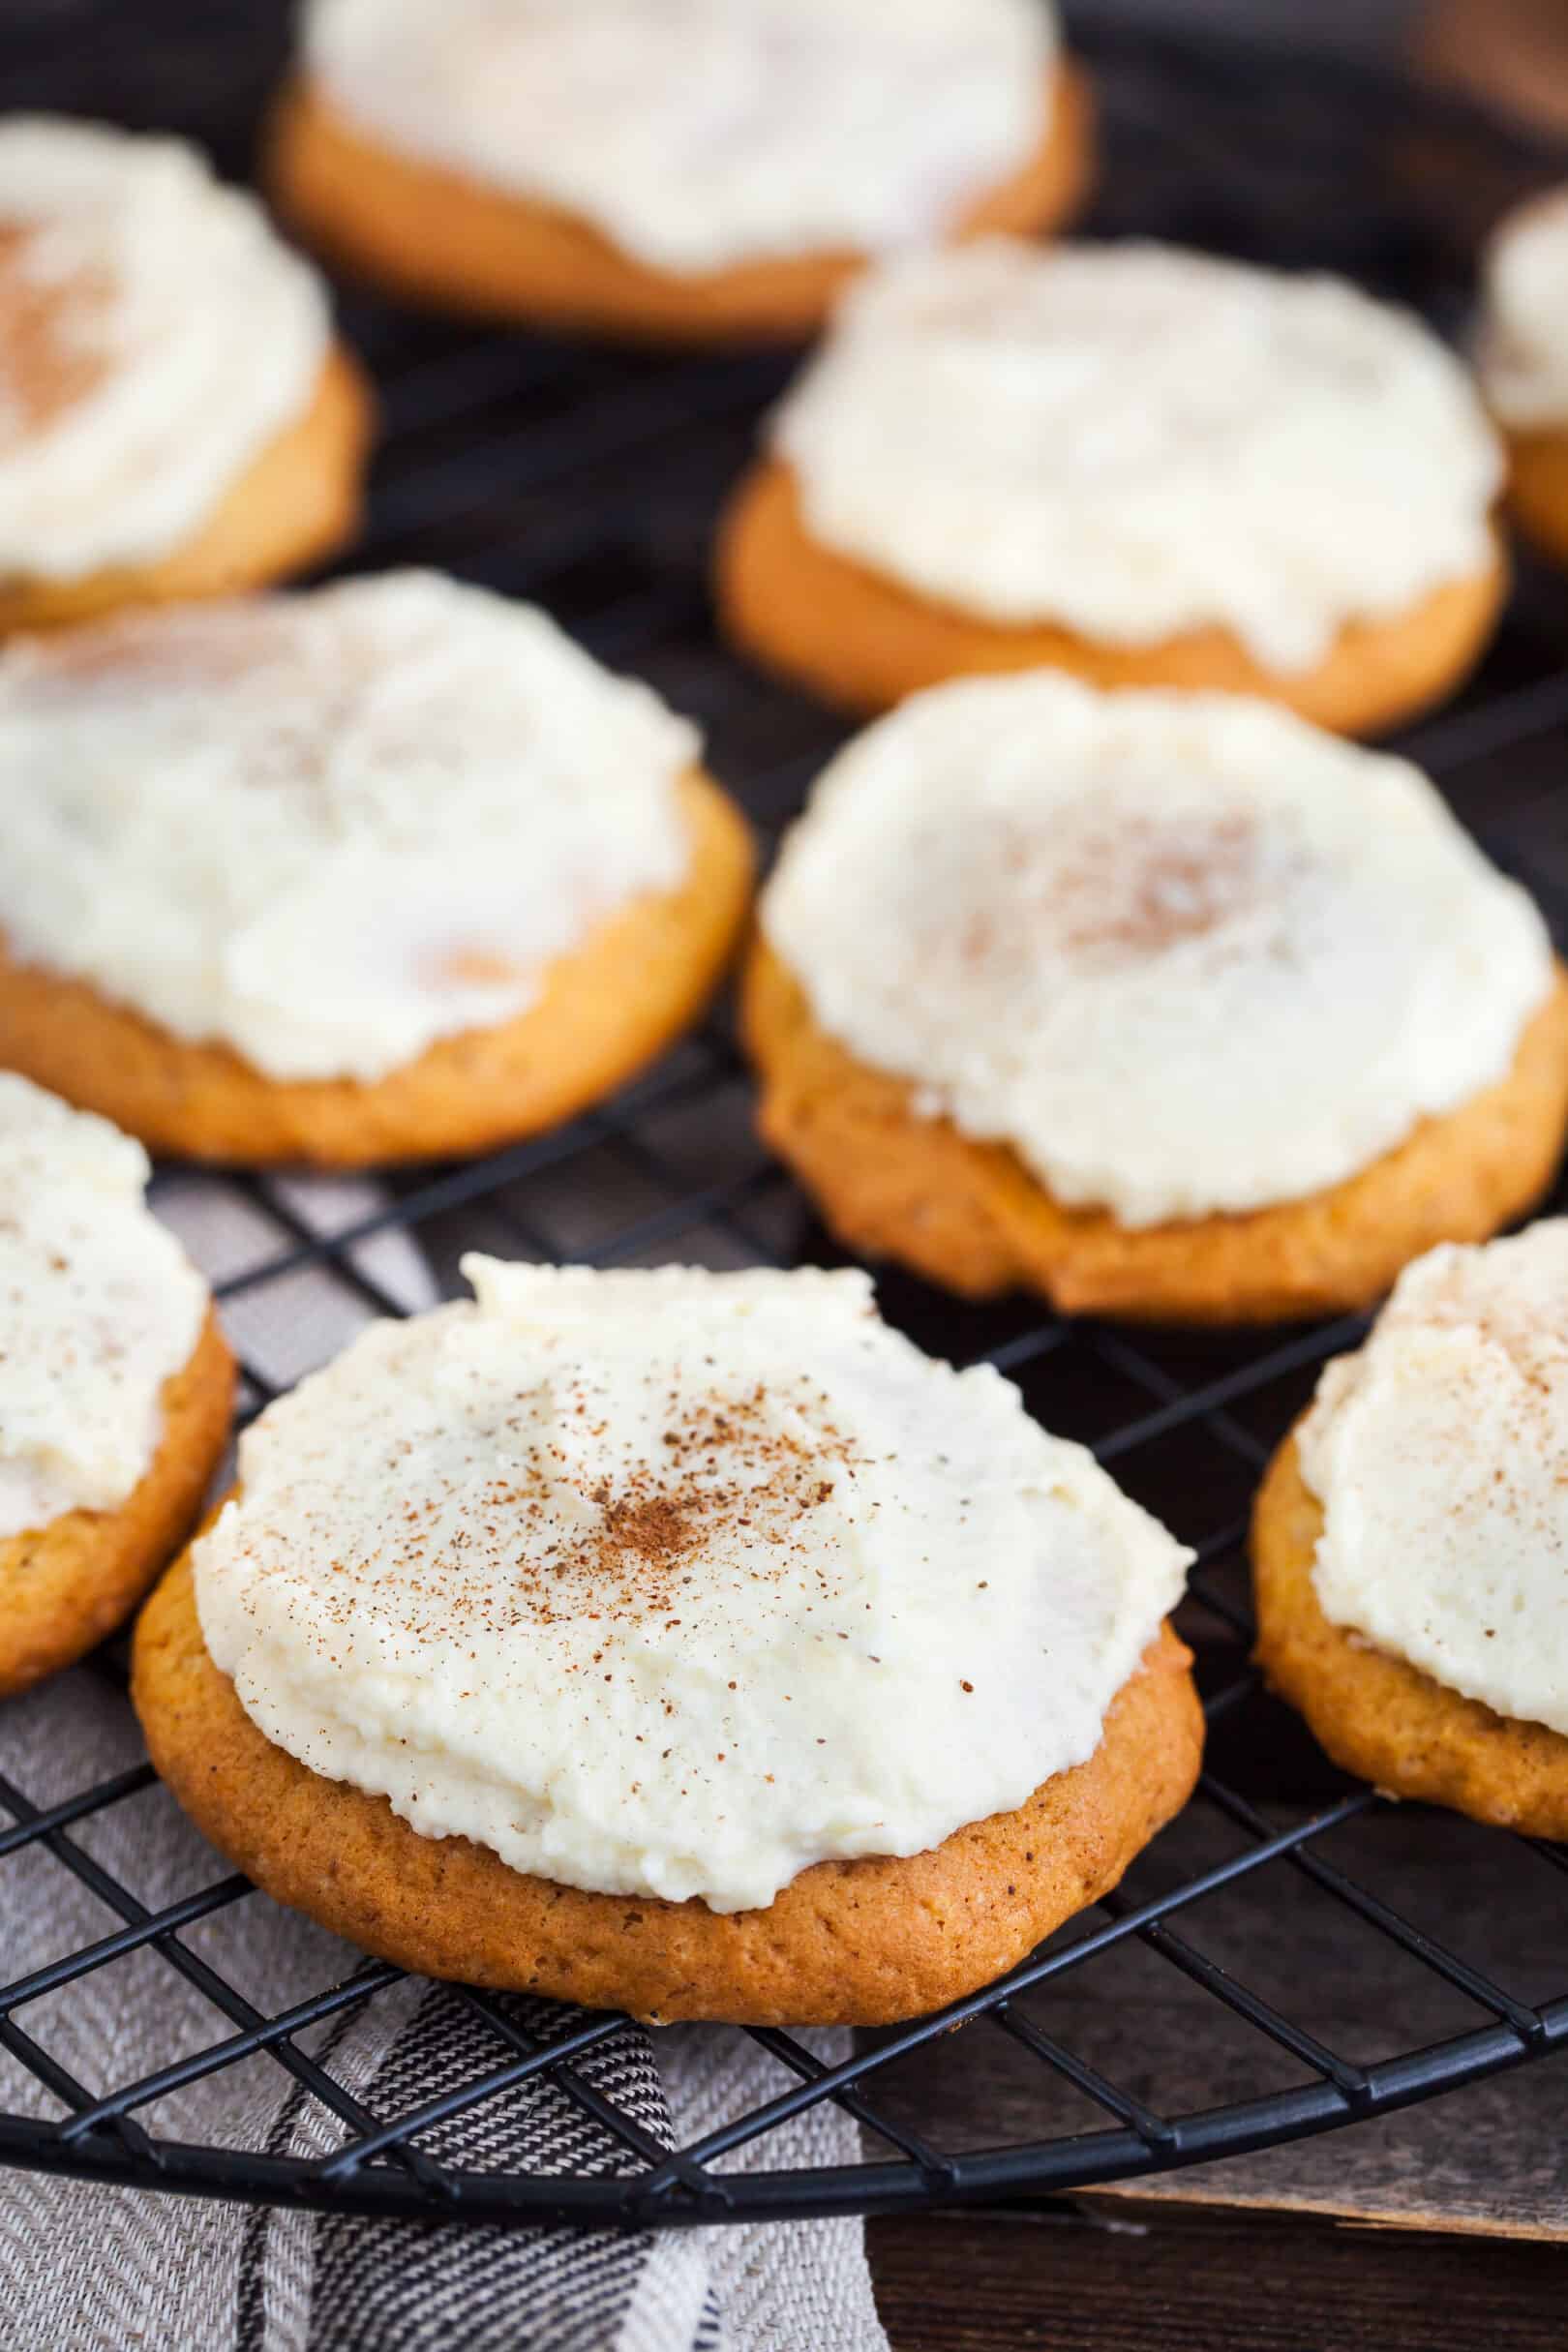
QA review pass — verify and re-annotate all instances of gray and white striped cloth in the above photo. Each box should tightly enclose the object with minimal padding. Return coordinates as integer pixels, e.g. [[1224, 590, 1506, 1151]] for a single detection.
[[0, 1175, 888, 2352]]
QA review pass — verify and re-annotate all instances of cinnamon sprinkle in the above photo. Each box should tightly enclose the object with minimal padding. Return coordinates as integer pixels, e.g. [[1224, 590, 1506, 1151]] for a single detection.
[[265, 1372, 859, 1657], [0, 222, 114, 442], [962, 808, 1292, 972]]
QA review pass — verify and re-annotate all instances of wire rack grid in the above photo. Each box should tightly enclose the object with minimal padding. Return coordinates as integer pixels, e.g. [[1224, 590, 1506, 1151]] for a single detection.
[[4, 2, 1568, 2231]]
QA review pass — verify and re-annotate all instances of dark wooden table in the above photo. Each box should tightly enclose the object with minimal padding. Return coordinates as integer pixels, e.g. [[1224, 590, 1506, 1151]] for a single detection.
[[870, 2206, 1563, 2349]]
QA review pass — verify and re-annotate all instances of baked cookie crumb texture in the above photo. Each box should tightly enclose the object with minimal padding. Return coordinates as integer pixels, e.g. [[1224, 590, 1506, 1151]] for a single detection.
[[134, 1261, 1201, 2022]]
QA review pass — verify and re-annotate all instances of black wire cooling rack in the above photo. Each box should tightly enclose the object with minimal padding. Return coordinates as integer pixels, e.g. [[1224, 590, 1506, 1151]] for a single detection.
[[5, 0, 1568, 2233]]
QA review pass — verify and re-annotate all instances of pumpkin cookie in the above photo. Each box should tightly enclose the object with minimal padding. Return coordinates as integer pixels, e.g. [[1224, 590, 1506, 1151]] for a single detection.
[[134, 1260, 1202, 2024], [744, 677, 1568, 1324], [1477, 184, 1568, 566], [0, 1074, 233, 1698], [0, 575, 752, 1166], [716, 239, 1505, 730], [0, 117, 369, 631], [270, 0, 1090, 344], [1253, 1222, 1568, 1835]]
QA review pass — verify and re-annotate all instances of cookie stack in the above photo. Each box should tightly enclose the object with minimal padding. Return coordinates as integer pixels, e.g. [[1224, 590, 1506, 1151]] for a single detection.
[[3, 3, 1566, 2035]]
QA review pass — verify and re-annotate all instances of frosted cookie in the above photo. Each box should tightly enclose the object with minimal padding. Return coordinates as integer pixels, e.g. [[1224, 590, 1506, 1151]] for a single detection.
[[1477, 187, 1568, 567], [744, 677, 1568, 1325], [1254, 1222, 1568, 1834], [268, 0, 1090, 345], [0, 1075, 232, 1697], [133, 1259, 1200, 2024], [0, 116, 370, 632], [0, 573, 753, 1166], [717, 239, 1506, 731]]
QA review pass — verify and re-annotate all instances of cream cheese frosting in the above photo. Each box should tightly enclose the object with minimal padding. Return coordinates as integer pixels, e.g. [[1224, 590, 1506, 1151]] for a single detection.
[[302, 0, 1056, 275], [770, 238, 1502, 672], [193, 1257, 1191, 1913], [0, 1073, 208, 1541], [760, 676, 1553, 1228], [0, 571, 700, 1083], [0, 115, 330, 580], [1477, 187, 1568, 428], [1300, 1221, 1568, 1735]]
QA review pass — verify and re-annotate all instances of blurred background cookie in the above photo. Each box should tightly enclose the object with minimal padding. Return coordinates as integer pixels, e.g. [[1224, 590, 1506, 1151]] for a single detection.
[[0, 115, 370, 632], [717, 237, 1506, 731], [0, 574, 752, 1164], [269, 0, 1091, 344], [1476, 187, 1568, 568]]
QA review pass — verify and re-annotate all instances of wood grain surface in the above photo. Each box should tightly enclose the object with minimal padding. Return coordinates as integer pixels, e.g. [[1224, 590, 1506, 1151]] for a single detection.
[[869, 2205, 1566, 2350], [853, 1674, 1568, 2241], [859, 1685, 1568, 2345]]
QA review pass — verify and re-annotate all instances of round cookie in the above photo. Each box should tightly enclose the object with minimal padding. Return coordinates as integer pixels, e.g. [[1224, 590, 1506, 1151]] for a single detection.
[[0, 349, 372, 639], [745, 944, 1568, 1326], [745, 679, 1568, 1324], [270, 0, 1088, 345], [1253, 1436, 1568, 1837], [133, 1257, 1201, 2024], [269, 70, 1091, 347], [717, 240, 1506, 732], [1254, 1223, 1568, 1834], [0, 118, 370, 630], [716, 461, 1506, 732], [0, 1072, 234, 1697], [1500, 426, 1568, 570], [4, 1313, 232, 1699], [1476, 186, 1568, 567], [0, 578, 753, 1166], [0, 770, 751, 1166], [135, 1559, 1198, 2025]]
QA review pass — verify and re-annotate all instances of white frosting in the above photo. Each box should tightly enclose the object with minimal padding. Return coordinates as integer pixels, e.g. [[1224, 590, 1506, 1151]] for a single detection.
[[771, 239, 1502, 672], [0, 116, 329, 579], [303, 0, 1056, 274], [0, 572, 701, 1083], [0, 1073, 208, 1540], [1478, 187, 1568, 428], [193, 1257, 1191, 1913], [1301, 1222, 1568, 1735], [761, 676, 1553, 1228]]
